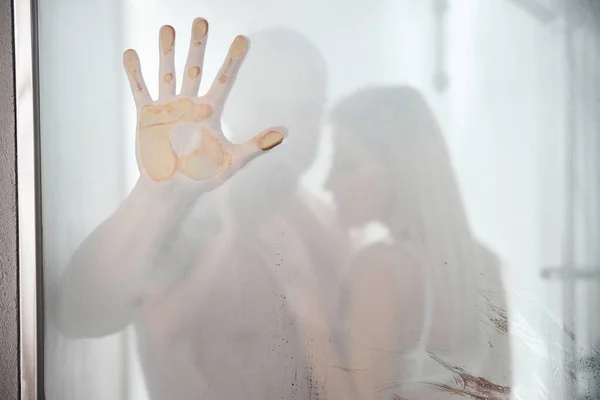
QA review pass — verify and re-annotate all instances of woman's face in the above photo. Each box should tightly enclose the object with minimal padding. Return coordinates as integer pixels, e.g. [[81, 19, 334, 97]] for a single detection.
[[325, 127, 393, 228]]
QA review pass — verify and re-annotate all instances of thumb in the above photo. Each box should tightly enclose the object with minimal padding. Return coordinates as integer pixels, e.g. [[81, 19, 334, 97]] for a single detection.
[[233, 126, 288, 165]]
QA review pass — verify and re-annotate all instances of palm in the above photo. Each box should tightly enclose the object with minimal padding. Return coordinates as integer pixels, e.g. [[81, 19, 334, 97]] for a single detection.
[[123, 19, 285, 184]]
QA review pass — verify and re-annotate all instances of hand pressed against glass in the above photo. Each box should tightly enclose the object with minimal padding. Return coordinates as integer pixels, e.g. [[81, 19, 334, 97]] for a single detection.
[[123, 18, 286, 186]]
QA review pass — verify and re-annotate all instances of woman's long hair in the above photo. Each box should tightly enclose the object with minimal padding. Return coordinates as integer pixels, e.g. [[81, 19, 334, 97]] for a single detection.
[[330, 86, 509, 381]]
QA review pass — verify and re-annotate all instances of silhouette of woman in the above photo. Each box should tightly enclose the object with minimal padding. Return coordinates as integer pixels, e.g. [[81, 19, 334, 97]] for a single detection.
[[326, 86, 512, 399]]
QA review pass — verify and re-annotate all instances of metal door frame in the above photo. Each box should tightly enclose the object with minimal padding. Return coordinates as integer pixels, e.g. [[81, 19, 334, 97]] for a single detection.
[[14, 0, 43, 398]]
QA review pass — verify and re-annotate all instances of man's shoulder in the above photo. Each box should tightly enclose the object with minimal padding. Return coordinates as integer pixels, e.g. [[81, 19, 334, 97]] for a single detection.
[[296, 188, 341, 229]]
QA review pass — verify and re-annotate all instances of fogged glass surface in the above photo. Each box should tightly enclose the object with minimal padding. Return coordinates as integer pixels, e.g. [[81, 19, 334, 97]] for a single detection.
[[38, 0, 600, 399]]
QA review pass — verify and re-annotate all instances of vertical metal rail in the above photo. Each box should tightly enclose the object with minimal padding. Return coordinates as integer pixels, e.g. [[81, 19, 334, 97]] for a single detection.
[[14, 0, 43, 398], [432, 0, 449, 93], [562, 3, 578, 394]]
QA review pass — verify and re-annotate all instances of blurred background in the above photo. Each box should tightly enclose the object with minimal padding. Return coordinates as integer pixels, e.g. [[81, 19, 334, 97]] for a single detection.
[[37, 0, 600, 399]]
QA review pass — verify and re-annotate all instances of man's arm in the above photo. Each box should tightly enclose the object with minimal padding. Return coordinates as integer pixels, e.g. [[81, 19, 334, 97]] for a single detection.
[[55, 18, 287, 338]]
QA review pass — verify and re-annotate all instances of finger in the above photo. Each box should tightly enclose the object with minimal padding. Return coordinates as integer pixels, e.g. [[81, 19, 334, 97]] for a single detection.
[[232, 127, 287, 165], [180, 18, 209, 96], [158, 25, 176, 100], [123, 49, 152, 108], [206, 35, 249, 111]]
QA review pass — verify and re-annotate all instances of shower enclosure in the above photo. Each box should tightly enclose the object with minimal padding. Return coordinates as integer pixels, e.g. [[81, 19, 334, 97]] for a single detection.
[[14, 0, 600, 399]]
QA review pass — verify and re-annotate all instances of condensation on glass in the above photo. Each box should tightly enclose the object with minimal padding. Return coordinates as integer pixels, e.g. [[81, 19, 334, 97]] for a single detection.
[[16, 0, 600, 399]]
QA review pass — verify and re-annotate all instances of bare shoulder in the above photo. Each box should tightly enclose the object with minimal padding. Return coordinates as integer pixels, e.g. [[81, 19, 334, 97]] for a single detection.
[[297, 189, 346, 236]]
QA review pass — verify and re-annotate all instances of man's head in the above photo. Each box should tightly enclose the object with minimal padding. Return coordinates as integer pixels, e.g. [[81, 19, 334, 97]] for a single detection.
[[223, 28, 327, 169], [222, 28, 327, 223]]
